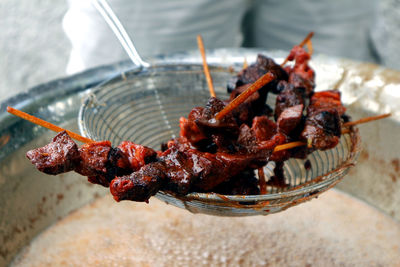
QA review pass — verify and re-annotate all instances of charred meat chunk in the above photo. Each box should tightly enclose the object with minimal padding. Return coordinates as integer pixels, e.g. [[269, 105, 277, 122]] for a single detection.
[[75, 141, 115, 187], [311, 90, 346, 115], [277, 104, 304, 136], [161, 146, 197, 195], [26, 131, 79, 175], [212, 169, 260, 195], [180, 97, 239, 152], [288, 73, 315, 97], [301, 108, 341, 150], [110, 162, 166, 202], [228, 54, 288, 93], [117, 141, 157, 171], [284, 45, 315, 96], [251, 116, 277, 142], [284, 46, 314, 81], [182, 98, 237, 138], [300, 90, 345, 150], [237, 115, 277, 153], [230, 84, 273, 125], [275, 81, 305, 119]]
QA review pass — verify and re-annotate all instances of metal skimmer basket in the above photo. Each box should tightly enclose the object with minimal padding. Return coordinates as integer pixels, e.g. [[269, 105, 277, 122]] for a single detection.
[[79, 56, 361, 216]]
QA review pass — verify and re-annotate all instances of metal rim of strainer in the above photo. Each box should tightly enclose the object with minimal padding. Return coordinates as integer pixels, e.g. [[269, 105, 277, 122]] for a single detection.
[[78, 61, 361, 209]]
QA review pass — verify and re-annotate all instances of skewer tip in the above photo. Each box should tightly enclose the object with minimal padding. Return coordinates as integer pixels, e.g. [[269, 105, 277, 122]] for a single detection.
[[6, 106, 14, 113]]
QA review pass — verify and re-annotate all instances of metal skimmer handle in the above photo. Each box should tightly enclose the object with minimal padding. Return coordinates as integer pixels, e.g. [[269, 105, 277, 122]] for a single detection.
[[92, 0, 150, 68]]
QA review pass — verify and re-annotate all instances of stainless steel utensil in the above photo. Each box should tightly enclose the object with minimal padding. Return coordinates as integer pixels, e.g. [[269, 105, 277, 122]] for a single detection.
[[78, 60, 361, 216], [79, 0, 361, 216]]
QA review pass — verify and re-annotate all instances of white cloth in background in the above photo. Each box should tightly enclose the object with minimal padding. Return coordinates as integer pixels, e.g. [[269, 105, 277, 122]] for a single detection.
[[63, 0, 248, 74], [245, 0, 378, 63], [370, 0, 400, 70], [63, 0, 379, 74]]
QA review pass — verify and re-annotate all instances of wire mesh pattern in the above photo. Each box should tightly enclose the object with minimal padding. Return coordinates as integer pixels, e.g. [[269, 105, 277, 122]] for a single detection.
[[79, 63, 361, 216]]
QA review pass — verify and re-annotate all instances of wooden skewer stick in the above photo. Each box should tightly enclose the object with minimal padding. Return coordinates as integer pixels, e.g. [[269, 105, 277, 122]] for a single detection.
[[215, 72, 276, 121], [343, 113, 391, 127], [298, 32, 315, 47], [258, 168, 267, 194], [243, 57, 248, 69], [274, 141, 306, 152], [280, 31, 314, 67], [306, 39, 313, 56], [197, 35, 216, 98], [7, 106, 94, 143]]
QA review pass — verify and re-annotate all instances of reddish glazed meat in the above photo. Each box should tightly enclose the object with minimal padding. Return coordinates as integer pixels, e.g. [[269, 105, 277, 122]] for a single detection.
[[311, 90, 346, 116], [26, 131, 79, 175], [227, 54, 288, 93], [75, 141, 114, 187], [285, 45, 314, 82], [301, 90, 344, 150], [288, 73, 315, 97], [110, 162, 166, 202], [275, 81, 305, 119], [277, 104, 304, 136], [284, 45, 315, 96], [251, 116, 277, 142], [212, 169, 260, 195], [117, 141, 157, 171], [109, 136, 280, 202]]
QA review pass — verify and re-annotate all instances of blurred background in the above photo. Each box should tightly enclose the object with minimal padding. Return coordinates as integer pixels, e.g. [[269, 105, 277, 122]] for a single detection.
[[0, 0, 399, 103]]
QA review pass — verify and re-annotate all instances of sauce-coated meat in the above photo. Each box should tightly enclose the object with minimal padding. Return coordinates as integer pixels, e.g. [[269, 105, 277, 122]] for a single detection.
[[26, 131, 79, 175]]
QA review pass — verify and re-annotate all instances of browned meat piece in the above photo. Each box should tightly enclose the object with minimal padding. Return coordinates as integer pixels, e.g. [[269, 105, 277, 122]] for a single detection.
[[300, 90, 344, 150], [288, 73, 315, 97], [230, 84, 259, 125], [282, 45, 315, 97], [182, 98, 237, 136], [275, 81, 305, 119], [110, 162, 166, 202], [268, 133, 291, 162], [109, 136, 279, 200], [161, 146, 196, 195], [311, 90, 346, 115], [117, 141, 157, 172], [26, 131, 79, 175], [227, 54, 288, 93], [226, 55, 288, 125], [284, 45, 315, 96], [75, 141, 111, 175], [180, 98, 239, 152], [236, 115, 279, 154], [230, 84, 273, 125], [237, 124, 257, 151], [212, 169, 260, 195], [251, 116, 277, 142], [75, 141, 116, 187], [179, 116, 206, 144], [184, 148, 273, 191], [277, 104, 304, 136], [301, 108, 341, 150]]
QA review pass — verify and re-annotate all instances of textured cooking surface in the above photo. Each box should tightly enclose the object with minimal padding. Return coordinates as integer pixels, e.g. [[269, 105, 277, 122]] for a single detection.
[[12, 190, 400, 267]]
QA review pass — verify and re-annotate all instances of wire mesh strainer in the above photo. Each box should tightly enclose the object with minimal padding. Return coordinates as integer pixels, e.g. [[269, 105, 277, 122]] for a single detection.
[[78, 61, 361, 216], [77, 0, 361, 216]]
